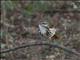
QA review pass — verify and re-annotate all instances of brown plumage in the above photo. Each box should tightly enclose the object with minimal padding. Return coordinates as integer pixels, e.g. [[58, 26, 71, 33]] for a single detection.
[[50, 34, 60, 40]]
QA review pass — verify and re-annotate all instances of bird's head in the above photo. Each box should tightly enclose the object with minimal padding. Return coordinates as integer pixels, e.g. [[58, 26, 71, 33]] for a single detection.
[[40, 22, 49, 28]]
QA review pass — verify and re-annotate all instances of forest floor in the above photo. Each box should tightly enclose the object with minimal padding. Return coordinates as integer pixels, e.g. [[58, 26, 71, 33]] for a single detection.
[[1, 1, 80, 60]]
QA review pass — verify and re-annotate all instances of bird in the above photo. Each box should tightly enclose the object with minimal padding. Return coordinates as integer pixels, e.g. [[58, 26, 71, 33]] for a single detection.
[[38, 22, 59, 40]]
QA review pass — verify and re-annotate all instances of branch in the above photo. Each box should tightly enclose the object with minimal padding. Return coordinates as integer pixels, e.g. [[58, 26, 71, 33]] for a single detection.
[[0, 43, 80, 57], [44, 9, 80, 13]]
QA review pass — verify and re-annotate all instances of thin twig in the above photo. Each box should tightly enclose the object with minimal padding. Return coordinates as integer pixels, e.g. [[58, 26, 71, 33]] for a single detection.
[[1, 43, 80, 57], [44, 9, 80, 13]]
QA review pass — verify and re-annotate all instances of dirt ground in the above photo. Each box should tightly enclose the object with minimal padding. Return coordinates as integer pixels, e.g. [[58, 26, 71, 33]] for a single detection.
[[1, 1, 80, 60]]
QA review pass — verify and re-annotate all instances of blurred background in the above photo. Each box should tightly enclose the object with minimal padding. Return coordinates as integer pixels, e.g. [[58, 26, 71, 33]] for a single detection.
[[1, 0, 80, 60]]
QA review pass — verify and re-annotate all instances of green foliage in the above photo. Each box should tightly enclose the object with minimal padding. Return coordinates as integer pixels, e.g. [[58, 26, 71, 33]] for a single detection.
[[32, 1, 49, 12], [24, 3, 33, 16], [24, 1, 49, 16], [0, 43, 6, 49], [1, 1, 17, 11], [0, 32, 6, 38]]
